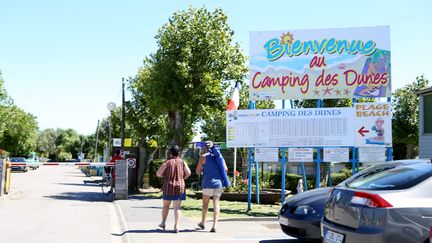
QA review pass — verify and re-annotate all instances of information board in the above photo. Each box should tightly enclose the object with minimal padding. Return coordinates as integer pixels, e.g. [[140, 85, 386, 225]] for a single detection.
[[227, 108, 354, 147]]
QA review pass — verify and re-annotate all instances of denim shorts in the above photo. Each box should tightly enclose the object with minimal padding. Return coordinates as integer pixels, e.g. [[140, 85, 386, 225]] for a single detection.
[[162, 193, 186, 201]]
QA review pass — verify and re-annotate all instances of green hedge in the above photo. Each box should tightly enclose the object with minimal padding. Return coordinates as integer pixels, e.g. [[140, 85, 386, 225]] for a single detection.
[[270, 173, 317, 192]]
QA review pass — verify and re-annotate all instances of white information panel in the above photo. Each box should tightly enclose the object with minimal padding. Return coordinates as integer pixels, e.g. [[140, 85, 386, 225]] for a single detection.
[[323, 148, 350, 162], [254, 148, 279, 162], [359, 147, 386, 163], [227, 108, 354, 148], [355, 102, 392, 147], [288, 148, 314, 162]]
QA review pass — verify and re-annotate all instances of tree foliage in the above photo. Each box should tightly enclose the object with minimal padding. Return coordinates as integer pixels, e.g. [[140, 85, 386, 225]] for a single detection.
[[0, 106, 38, 155], [392, 75, 429, 159], [136, 7, 247, 148], [36, 128, 84, 161]]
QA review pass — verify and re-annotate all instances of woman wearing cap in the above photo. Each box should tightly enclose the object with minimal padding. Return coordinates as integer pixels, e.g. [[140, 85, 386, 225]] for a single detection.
[[156, 145, 191, 233], [196, 141, 228, 233]]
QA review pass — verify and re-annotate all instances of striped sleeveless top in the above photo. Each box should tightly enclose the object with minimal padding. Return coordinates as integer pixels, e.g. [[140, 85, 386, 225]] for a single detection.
[[162, 158, 186, 196]]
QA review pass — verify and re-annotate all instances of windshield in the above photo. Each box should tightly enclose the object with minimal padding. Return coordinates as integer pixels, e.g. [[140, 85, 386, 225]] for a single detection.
[[344, 164, 432, 190], [10, 157, 26, 162]]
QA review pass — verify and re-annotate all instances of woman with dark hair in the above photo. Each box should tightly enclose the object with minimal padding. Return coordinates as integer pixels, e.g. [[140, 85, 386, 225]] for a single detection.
[[156, 145, 191, 233]]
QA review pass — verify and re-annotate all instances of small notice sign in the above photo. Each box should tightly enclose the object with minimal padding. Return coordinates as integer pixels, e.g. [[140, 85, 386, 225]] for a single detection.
[[113, 138, 121, 147], [323, 148, 349, 162], [288, 148, 313, 162], [359, 147, 386, 163], [255, 148, 279, 162], [127, 158, 136, 168], [124, 138, 132, 147]]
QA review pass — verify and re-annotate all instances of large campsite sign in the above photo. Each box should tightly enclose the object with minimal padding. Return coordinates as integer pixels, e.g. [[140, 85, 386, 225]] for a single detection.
[[249, 26, 391, 100]]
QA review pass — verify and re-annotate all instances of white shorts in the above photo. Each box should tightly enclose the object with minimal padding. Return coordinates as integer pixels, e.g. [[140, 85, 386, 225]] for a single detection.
[[202, 188, 224, 197]]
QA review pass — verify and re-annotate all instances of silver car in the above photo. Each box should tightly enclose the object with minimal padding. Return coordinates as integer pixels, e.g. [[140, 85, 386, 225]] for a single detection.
[[321, 160, 432, 243]]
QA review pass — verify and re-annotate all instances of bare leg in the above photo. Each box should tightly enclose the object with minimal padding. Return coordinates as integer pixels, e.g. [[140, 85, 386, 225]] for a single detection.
[[173, 201, 182, 232], [201, 195, 211, 226], [160, 200, 171, 229], [212, 196, 221, 230]]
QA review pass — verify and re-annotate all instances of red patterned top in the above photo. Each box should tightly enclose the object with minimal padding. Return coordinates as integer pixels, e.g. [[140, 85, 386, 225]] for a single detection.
[[162, 158, 185, 196]]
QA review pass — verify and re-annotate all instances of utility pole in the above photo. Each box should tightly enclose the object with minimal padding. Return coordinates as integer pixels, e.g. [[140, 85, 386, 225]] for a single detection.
[[94, 120, 100, 162], [121, 78, 125, 155]]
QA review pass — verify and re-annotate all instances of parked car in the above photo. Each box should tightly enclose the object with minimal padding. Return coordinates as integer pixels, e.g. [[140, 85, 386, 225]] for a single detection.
[[10, 157, 28, 172], [321, 160, 432, 243], [279, 187, 331, 241], [26, 156, 39, 170]]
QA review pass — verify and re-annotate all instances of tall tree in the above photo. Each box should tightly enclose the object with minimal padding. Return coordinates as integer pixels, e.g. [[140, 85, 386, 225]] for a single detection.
[[392, 75, 429, 159], [137, 7, 247, 148], [129, 77, 169, 188], [0, 71, 12, 142], [0, 106, 38, 155], [36, 129, 57, 157]]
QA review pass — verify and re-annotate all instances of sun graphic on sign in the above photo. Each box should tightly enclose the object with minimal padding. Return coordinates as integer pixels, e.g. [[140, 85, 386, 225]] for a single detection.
[[280, 32, 294, 45]]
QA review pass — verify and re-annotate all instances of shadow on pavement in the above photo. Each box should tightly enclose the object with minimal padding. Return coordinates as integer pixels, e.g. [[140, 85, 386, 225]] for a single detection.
[[131, 206, 163, 209], [44, 191, 113, 202], [180, 205, 275, 217], [56, 182, 101, 187], [112, 228, 197, 236], [259, 239, 311, 243]]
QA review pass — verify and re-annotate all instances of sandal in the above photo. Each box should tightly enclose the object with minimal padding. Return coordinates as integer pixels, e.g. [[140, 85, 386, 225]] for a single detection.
[[197, 222, 205, 230], [210, 227, 216, 233], [158, 223, 166, 230]]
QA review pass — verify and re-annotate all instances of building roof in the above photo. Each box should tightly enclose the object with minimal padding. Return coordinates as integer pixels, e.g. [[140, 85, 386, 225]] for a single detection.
[[416, 87, 432, 96]]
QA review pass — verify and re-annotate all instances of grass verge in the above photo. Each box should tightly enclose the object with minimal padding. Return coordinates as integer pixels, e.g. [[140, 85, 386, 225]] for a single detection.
[[140, 189, 281, 219]]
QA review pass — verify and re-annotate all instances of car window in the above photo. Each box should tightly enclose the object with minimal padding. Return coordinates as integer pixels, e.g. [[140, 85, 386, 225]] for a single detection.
[[11, 157, 26, 162], [345, 165, 432, 190]]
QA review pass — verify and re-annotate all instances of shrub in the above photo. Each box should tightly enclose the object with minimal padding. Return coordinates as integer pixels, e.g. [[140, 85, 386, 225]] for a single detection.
[[149, 159, 164, 188], [270, 173, 317, 192], [330, 169, 352, 185]]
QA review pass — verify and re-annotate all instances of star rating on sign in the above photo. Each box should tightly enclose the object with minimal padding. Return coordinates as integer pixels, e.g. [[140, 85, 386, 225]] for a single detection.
[[322, 87, 333, 96], [313, 88, 351, 97]]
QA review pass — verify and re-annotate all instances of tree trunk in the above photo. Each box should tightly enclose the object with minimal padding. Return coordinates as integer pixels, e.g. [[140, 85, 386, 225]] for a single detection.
[[406, 144, 416, 159], [137, 136, 158, 189], [168, 110, 184, 147], [238, 147, 249, 180]]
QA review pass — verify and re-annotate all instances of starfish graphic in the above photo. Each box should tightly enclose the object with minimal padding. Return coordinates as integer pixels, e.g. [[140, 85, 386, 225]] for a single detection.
[[313, 89, 320, 96], [344, 89, 350, 95], [335, 89, 342, 96], [322, 87, 333, 96]]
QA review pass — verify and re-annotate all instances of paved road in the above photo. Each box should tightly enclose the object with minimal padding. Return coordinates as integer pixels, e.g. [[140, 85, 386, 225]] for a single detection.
[[1, 166, 303, 243], [116, 196, 300, 243], [0, 166, 122, 243]]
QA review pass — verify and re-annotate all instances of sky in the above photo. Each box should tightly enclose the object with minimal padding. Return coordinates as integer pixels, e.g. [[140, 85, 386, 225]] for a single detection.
[[1, 0, 431, 135]]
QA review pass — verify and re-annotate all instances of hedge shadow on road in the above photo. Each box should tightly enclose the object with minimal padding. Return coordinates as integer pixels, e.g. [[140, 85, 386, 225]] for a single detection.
[[44, 192, 113, 202]]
